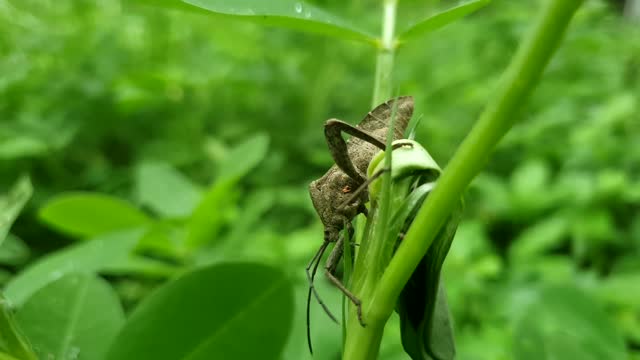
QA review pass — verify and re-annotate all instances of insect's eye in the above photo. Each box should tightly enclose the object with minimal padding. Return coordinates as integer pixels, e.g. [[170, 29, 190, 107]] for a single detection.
[[341, 185, 351, 193]]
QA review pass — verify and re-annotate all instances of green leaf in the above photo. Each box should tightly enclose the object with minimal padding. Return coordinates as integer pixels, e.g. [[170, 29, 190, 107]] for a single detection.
[[368, 139, 441, 200], [513, 285, 626, 360], [135, 161, 203, 219], [399, 278, 456, 360], [368, 139, 462, 360], [0, 234, 30, 266], [3, 229, 144, 306], [182, 134, 272, 252], [425, 283, 456, 360], [0, 137, 47, 160], [0, 296, 38, 360], [508, 215, 569, 260], [216, 133, 270, 183], [105, 263, 294, 360], [510, 159, 551, 193], [38, 192, 151, 239], [176, 0, 375, 43], [397, 201, 463, 360], [183, 134, 271, 251], [184, 179, 237, 252], [130, 0, 213, 14], [0, 353, 21, 360], [389, 183, 435, 237], [0, 176, 32, 247], [398, 0, 490, 43], [15, 273, 125, 360], [593, 273, 640, 308], [137, 221, 186, 260]]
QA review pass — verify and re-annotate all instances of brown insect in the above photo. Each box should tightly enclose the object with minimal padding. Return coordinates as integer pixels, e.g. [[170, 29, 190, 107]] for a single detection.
[[306, 96, 414, 352]]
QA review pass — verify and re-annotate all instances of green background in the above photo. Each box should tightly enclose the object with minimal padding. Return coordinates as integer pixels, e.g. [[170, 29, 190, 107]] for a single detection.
[[1, 0, 639, 359]]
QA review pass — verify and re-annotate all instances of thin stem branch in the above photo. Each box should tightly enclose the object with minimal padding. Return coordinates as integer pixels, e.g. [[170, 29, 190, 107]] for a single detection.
[[0, 297, 38, 360], [341, 2, 400, 359], [372, 0, 398, 106]]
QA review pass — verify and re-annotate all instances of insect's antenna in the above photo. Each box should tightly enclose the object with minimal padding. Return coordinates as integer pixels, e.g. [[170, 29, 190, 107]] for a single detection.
[[305, 286, 314, 354], [305, 240, 339, 354], [306, 242, 337, 323], [408, 113, 424, 140]]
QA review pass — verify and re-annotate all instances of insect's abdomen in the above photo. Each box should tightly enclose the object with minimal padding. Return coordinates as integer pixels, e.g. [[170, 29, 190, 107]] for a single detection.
[[358, 96, 413, 139], [348, 126, 404, 177]]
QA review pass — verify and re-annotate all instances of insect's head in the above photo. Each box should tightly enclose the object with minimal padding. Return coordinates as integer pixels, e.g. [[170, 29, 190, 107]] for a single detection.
[[309, 168, 363, 242]]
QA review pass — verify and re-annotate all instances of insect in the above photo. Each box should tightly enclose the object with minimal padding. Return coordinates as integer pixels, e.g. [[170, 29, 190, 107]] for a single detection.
[[306, 96, 414, 352]]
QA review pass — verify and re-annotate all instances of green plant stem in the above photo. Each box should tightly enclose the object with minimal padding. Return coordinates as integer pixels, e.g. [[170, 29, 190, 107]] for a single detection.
[[372, 0, 397, 106], [370, 0, 584, 330], [344, 0, 584, 358], [342, 2, 399, 358]]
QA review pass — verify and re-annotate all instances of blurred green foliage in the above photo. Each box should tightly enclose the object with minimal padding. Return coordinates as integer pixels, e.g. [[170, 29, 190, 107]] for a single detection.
[[0, 0, 639, 359]]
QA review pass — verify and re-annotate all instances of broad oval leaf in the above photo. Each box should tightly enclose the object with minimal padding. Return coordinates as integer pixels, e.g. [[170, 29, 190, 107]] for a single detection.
[[38, 192, 151, 239], [0, 137, 47, 160], [215, 132, 270, 183], [398, 0, 490, 43], [513, 285, 626, 360], [594, 272, 640, 308], [180, 0, 375, 43], [105, 263, 294, 360], [4, 229, 145, 305], [0, 176, 32, 247], [15, 273, 125, 360], [0, 234, 30, 266], [135, 161, 203, 219]]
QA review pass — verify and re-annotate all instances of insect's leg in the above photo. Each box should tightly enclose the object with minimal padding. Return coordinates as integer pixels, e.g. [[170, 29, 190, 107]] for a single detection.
[[305, 239, 341, 354], [326, 119, 412, 158], [338, 167, 388, 211], [338, 141, 413, 212], [306, 240, 339, 323], [324, 233, 367, 327], [324, 119, 386, 183]]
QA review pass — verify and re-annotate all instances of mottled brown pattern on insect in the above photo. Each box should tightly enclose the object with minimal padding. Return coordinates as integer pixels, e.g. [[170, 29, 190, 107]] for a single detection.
[[308, 96, 414, 244]]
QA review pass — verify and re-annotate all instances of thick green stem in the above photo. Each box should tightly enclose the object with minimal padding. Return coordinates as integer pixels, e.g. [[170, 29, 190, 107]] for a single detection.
[[369, 0, 584, 327], [372, 0, 397, 106], [342, 2, 399, 359], [343, 312, 386, 359]]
